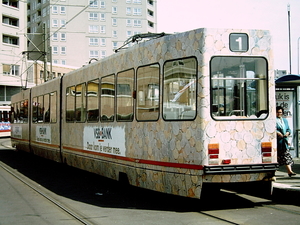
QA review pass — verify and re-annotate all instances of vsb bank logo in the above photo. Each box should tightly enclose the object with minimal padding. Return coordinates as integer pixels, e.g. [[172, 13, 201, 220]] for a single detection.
[[94, 127, 112, 139]]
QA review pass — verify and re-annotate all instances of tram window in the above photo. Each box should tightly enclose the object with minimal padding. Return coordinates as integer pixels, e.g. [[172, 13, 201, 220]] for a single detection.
[[163, 57, 197, 120], [0, 110, 8, 122], [16, 102, 20, 122], [117, 69, 134, 121], [4, 111, 9, 122], [11, 104, 15, 123], [136, 63, 160, 121], [32, 97, 37, 122], [1, 111, 3, 122], [87, 79, 99, 122], [75, 83, 86, 122], [20, 100, 28, 123], [50, 92, 57, 123], [44, 94, 50, 122], [5, 111, 9, 122], [101, 75, 115, 122], [15, 104, 18, 123], [210, 56, 268, 120], [66, 86, 75, 122], [37, 95, 44, 123]]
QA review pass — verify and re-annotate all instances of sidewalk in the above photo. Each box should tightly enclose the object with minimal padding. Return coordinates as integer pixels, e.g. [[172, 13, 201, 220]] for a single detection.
[[273, 158, 300, 193]]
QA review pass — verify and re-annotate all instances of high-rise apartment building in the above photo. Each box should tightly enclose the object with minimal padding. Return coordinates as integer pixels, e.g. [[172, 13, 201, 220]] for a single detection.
[[0, 0, 35, 105], [27, 0, 157, 68], [0, 0, 157, 106]]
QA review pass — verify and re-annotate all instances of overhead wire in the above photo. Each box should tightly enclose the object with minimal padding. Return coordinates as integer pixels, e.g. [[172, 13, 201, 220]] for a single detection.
[[16, 0, 62, 35], [5, 0, 63, 65], [6, 0, 68, 78], [48, 1, 97, 51], [33, 0, 98, 53], [13, 0, 98, 84]]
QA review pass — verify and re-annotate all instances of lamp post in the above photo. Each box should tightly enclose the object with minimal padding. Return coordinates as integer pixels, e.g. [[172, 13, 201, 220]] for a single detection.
[[287, 4, 292, 74], [298, 37, 300, 74]]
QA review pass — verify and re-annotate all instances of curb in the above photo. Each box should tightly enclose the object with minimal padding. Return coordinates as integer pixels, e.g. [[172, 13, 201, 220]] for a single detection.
[[273, 182, 300, 192]]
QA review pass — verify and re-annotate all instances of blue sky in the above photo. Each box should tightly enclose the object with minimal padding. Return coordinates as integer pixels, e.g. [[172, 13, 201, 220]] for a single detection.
[[157, 0, 300, 74]]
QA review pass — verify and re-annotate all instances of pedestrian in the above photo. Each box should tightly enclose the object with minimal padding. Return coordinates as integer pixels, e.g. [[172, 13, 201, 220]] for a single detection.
[[276, 106, 296, 177]]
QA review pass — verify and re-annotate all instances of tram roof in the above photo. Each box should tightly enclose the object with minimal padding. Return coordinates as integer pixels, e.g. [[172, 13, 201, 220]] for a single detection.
[[275, 74, 300, 87]]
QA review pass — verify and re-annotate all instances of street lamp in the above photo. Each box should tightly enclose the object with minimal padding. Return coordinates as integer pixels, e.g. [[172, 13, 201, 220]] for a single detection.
[[298, 37, 300, 74], [287, 4, 291, 74]]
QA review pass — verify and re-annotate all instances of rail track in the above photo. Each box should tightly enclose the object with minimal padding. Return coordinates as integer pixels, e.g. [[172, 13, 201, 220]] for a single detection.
[[0, 160, 94, 225]]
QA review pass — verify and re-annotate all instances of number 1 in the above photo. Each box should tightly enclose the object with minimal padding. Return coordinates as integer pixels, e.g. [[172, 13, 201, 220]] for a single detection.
[[236, 37, 242, 50]]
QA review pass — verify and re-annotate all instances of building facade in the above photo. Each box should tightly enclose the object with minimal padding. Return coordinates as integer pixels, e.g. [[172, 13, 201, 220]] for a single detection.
[[0, 0, 157, 106], [0, 0, 34, 105], [27, 0, 157, 68], [28, 60, 77, 86]]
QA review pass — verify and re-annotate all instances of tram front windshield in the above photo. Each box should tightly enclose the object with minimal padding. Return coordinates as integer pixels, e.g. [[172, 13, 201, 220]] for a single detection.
[[210, 56, 268, 120]]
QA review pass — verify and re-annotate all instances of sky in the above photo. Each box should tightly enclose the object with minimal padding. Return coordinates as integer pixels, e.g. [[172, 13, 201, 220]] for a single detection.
[[157, 0, 300, 74]]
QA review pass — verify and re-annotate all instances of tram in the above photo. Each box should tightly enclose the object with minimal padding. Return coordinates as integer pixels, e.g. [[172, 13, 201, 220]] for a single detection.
[[0, 106, 11, 137], [11, 28, 278, 199]]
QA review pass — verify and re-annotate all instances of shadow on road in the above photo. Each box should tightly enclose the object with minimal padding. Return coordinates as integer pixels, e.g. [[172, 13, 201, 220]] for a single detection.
[[0, 148, 278, 212]]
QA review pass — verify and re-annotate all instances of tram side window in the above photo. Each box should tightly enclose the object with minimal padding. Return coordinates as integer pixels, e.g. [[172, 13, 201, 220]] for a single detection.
[[32, 96, 44, 123], [12, 105, 15, 123], [117, 69, 134, 121], [37, 95, 44, 123], [16, 102, 20, 122], [0, 108, 11, 123], [13, 104, 19, 123], [50, 92, 57, 123], [66, 86, 75, 122], [87, 79, 99, 122], [136, 63, 160, 121], [101, 75, 115, 122], [11, 104, 15, 123], [210, 56, 268, 120], [20, 100, 28, 123], [163, 57, 197, 120], [32, 97, 37, 122], [44, 94, 50, 122], [75, 83, 86, 122], [5, 111, 10, 122]]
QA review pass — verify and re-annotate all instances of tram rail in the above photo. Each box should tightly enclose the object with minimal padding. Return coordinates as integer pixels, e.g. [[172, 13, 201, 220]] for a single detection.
[[0, 160, 94, 225]]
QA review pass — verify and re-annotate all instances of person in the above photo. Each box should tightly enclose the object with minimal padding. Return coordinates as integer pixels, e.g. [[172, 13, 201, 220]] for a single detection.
[[276, 106, 296, 177]]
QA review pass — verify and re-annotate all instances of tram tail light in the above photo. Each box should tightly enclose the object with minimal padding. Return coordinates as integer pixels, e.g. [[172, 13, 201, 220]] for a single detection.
[[261, 142, 272, 163], [222, 159, 231, 164], [208, 144, 219, 165]]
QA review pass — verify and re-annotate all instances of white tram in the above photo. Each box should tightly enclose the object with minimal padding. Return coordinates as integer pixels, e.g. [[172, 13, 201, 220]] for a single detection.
[[11, 28, 278, 198], [0, 105, 11, 137]]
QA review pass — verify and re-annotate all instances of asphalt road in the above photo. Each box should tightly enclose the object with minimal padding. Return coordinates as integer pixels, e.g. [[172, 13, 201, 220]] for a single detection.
[[1, 138, 300, 225]]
